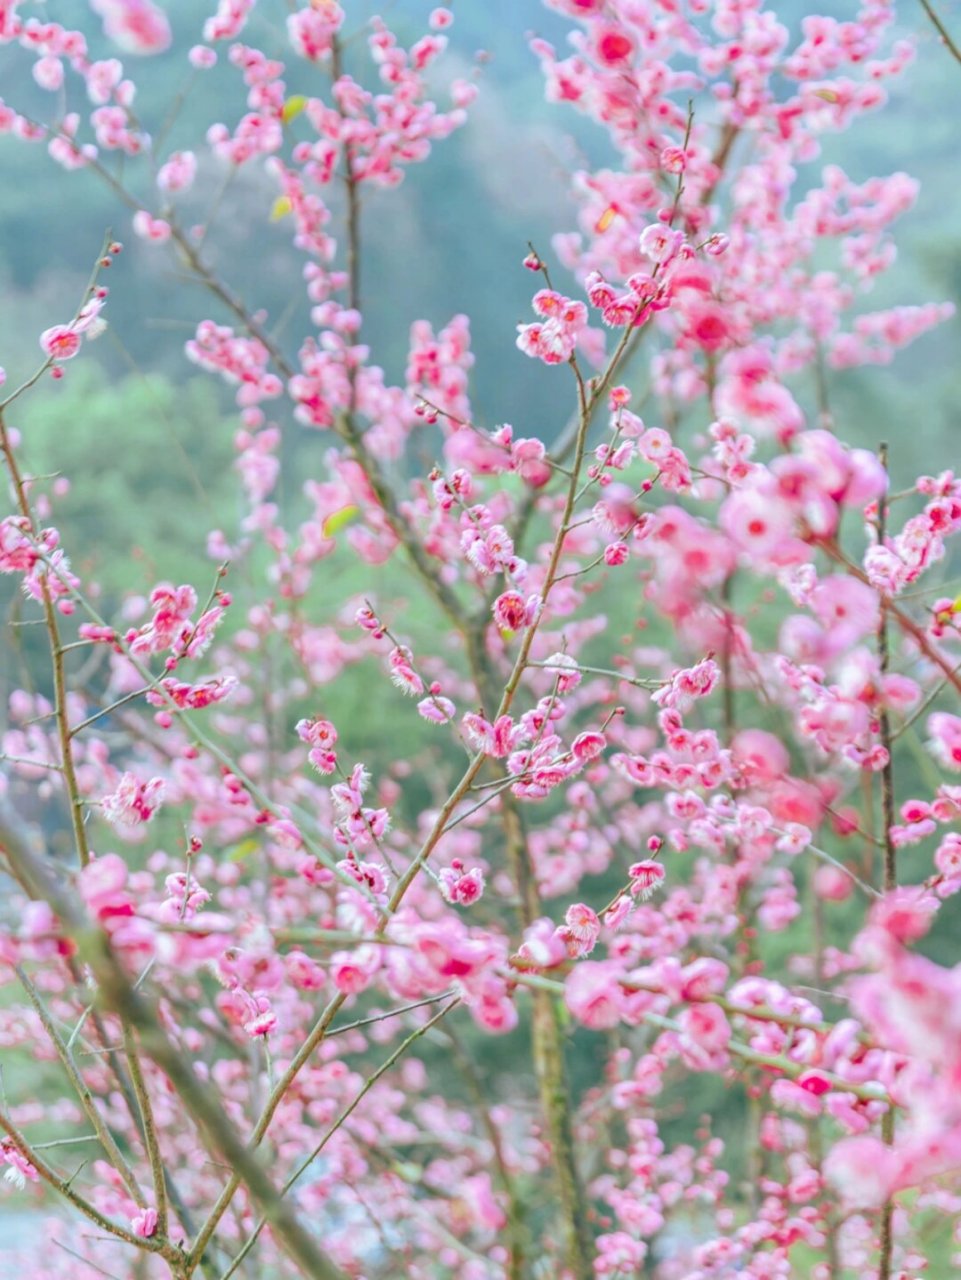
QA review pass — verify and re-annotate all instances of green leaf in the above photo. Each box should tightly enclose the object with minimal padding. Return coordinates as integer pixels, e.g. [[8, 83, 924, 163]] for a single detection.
[[270, 195, 292, 222], [226, 838, 260, 863], [282, 95, 308, 124], [322, 504, 360, 538]]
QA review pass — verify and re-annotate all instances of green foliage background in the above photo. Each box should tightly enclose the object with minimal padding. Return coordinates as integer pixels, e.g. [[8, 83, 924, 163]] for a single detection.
[[1, 1, 960, 1269]]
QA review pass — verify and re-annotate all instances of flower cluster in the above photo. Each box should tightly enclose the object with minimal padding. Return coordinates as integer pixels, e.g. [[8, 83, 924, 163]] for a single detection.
[[0, 3, 959, 1279]]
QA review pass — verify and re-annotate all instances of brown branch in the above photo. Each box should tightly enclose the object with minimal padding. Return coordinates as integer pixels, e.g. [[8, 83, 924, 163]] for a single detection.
[[917, 0, 961, 67], [822, 539, 961, 700], [443, 1025, 527, 1280], [0, 800, 349, 1280], [331, 37, 361, 314], [1, 408, 93, 868], [218, 999, 461, 1279], [123, 1024, 170, 1240], [875, 444, 897, 1280], [0, 1111, 177, 1262], [14, 965, 146, 1208]]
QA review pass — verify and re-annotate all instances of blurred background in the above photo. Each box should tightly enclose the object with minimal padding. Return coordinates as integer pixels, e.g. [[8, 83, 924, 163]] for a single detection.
[[0, 0, 958, 595], [1, 0, 960, 1267]]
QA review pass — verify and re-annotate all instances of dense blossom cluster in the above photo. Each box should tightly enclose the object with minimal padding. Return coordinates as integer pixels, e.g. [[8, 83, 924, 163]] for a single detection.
[[0, 2, 959, 1279]]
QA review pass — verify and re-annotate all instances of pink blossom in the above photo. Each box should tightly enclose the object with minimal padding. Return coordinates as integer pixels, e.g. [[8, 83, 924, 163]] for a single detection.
[[813, 865, 854, 902], [91, 0, 172, 54], [296, 717, 338, 773], [204, 0, 256, 42], [720, 484, 796, 558], [132, 210, 172, 242], [515, 918, 569, 970], [131, 1206, 158, 1237], [287, 4, 344, 60], [824, 1136, 899, 1209], [439, 864, 485, 906], [417, 694, 456, 724], [516, 290, 588, 366], [101, 773, 166, 827], [571, 730, 605, 762], [2, 1145, 39, 1190], [466, 974, 518, 1035], [928, 712, 961, 771], [558, 902, 601, 956], [157, 150, 197, 194], [188, 45, 218, 69], [40, 326, 81, 361], [639, 223, 683, 264], [33, 56, 64, 92], [867, 887, 938, 943], [596, 1231, 647, 1275], [330, 945, 381, 995], [566, 961, 625, 1030], [602, 895, 634, 931], [493, 590, 533, 631], [629, 860, 665, 900], [678, 1003, 731, 1055], [243, 996, 278, 1038]]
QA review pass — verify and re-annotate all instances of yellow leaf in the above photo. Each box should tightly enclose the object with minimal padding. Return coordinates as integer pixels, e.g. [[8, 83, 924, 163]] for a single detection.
[[270, 195, 292, 221], [952, 594, 961, 613], [812, 88, 839, 104], [282, 94, 308, 124], [226, 838, 260, 863], [322, 504, 360, 538], [595, 204, 618, 233]]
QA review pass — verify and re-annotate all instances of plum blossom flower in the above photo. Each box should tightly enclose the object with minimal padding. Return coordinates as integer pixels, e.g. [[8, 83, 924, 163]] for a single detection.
[[91, 0, 172, 54], [566, 961, 625, 1030], [596, 1232, 647, 1275], [388, 645, 424, 696], [417, 694, 456, 724], [629, 860, 665, 900], [40, 326, 81, 361], [132, 1206, 158, 1237], [493, 590, 536, 631], [157, 150, 197, 193], [2, 1145, 38, 1191], [824, 1136, 899, 1209], [516, 290, 588, 366], [188, 45, 218, 68], [602, 895, 634, 930], [296, 717, 338, 773], [571, 730, 606, 762], [101, 773, 166, 827], [720, 481, 798, 558], [558, 902, 601, 956], [639, 223, 683, 264], [132, 210, 172, 242], [928, 712, 961, 771], [147, 674, 237, 711], [439, 862, 485, 906], [515, 918, 569, 970]]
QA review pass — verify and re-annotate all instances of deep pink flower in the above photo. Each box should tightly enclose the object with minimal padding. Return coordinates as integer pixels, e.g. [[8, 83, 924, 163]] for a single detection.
[[40, 326, 81, 361], [132, 1207, 159, 1237]]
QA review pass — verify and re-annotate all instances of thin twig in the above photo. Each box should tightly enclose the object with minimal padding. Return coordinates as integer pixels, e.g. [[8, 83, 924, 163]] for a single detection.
[[15, 964, 146, 1208], [123, 1024, 170, 1240], [876, 444, 897, 1280], [917, 0, 961, 67], [217, 999, 461, 1279]]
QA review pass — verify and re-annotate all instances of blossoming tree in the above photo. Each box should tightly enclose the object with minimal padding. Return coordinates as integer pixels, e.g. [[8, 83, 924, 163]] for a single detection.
[[0, 0, 960, 1277]]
